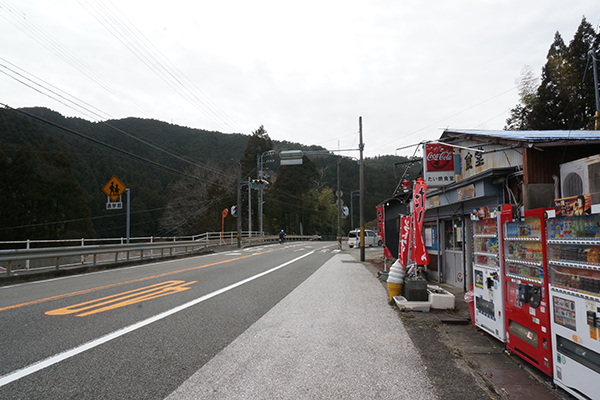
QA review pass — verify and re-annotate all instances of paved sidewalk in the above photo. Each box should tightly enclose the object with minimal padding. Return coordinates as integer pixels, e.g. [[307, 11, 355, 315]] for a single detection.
[[354, 247, 569, 400], [165, 252, 437, 399]]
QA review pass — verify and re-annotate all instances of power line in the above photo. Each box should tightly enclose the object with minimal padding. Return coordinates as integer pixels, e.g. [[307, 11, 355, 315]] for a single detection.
[[77, 0, 247, 134], [0, 0, 155, 118], [0, 58, 235, 179], [1, 104, 236, 188], [372, 85, 519, 153]]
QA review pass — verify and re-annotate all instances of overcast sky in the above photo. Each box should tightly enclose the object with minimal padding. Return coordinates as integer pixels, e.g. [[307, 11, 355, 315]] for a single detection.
[[2, 1, 599, 158]]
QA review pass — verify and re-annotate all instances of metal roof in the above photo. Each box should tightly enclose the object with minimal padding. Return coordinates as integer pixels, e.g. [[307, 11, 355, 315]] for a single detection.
[[441, 129, 600, 145]]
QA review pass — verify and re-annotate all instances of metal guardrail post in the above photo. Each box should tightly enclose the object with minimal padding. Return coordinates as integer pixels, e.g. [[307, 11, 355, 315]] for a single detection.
[[81, 238, 85, 265], [26, 240, 30, 270]]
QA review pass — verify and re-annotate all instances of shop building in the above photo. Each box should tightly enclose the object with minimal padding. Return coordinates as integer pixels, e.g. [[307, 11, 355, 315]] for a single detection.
[[421, 129, 600, 291]]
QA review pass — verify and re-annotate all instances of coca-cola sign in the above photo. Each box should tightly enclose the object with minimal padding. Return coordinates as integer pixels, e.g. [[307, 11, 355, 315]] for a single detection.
[[424, 143, 455, 187], [425, 144, 454, 171]]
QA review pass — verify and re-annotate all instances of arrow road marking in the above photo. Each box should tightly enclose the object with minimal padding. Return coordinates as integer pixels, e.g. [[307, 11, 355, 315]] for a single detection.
[[46, 280, 196, 317], [0, 250, 315, 388]]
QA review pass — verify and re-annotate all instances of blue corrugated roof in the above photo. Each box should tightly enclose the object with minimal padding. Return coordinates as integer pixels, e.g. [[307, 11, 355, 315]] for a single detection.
[[442, 129, 600, 142]]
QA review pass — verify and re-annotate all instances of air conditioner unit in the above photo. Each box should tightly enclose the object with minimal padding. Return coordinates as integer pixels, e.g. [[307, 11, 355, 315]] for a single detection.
[[560, 154, 600, 204]]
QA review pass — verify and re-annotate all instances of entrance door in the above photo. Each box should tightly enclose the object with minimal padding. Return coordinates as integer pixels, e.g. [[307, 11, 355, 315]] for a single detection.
[[443, 219, 464, 288]]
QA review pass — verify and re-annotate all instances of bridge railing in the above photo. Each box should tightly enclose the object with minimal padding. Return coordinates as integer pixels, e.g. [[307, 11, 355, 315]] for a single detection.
[[0, 232, 322, 277]]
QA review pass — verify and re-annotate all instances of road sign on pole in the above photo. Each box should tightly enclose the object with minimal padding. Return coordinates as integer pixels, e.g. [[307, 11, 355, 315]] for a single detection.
[[102, 176, 127, 202]]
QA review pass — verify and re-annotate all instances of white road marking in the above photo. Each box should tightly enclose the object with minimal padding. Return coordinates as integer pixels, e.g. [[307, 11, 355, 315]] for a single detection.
[[0, 250, 316, 387]]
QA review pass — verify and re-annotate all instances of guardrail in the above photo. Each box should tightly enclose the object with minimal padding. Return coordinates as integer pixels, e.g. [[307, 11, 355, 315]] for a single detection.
[[242, 235, 321, 246], [0, 232, 322, 278]]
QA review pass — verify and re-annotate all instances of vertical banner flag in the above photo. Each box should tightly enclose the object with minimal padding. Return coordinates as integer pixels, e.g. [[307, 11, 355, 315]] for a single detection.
[[376, 205, 392, 258], [411, 180, 430, 264], [398, 215, 411, 267]]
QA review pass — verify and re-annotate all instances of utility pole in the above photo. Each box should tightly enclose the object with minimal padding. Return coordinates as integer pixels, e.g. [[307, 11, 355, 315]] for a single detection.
[[359, 116, 365, 262], [590, 48, 600, 130], [257, 154, 262, 235], [337, 158, 342, 249], [126, 188, 131, 244], [237, 162, 242, 248], [248, 177, 252, 237]]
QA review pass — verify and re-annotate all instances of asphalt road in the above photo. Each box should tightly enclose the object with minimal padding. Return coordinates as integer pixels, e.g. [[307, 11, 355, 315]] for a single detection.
[[0, 242, 336, 399]]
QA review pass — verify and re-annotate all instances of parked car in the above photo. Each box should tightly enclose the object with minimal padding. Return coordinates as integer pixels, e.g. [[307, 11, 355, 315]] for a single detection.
[[346, 229, 383, 248]]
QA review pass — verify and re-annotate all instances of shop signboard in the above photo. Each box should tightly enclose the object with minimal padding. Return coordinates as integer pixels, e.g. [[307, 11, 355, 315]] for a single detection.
[[424, 143, 455, 187]]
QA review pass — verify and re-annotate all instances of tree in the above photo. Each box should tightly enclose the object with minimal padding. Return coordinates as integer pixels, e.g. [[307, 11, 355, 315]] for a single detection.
[[158, 163, 236, 235], [264, 156, 330, 234], [506, 17, 600, 130], [0, 142, 95, 240], [241, 125, 273, 180], [505, 66, 539, 130]]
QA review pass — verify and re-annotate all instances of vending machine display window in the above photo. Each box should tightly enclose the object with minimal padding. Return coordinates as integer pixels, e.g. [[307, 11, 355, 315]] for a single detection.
[[472, 209, 505, 342], [503, 210, 552, 376], [547, 212, 600, 400]]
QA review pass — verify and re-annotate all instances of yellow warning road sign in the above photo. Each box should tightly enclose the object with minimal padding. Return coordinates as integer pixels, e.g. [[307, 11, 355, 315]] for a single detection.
[[102, 175, 127, 202]]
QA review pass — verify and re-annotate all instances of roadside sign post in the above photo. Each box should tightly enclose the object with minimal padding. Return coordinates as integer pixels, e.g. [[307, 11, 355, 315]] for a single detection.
[[102, 176, 130, 243]]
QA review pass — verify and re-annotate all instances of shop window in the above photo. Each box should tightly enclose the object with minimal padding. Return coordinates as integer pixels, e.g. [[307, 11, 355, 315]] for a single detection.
[[445, 220, 463, 251]]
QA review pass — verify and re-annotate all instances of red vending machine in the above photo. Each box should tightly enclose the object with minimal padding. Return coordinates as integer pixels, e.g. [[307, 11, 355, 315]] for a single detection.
[[472, 207, 505, 342], [547, 205, 600, 400], [502, 208, 552, 376]]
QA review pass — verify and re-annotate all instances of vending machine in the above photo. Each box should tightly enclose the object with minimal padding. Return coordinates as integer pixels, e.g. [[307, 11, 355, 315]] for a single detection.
[[503, 208, 552, 376], [472, 207, 505, 342], [547, 205, 600, 400]]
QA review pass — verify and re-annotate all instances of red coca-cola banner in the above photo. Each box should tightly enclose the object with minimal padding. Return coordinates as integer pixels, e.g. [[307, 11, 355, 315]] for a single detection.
[[398, 215, 411, 267], [376, 205, 393, 258], [424, 143, 455, 187], [411, 180, 430, 265]]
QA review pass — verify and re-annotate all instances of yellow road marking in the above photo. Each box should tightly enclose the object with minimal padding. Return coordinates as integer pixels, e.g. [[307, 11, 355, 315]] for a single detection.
[[46, 280, 196, 317], [0, 251, 269, 313]]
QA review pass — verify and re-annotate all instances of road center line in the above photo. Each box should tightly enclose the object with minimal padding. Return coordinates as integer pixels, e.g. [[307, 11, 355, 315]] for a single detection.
[[0, 250, 315, 388], [0, 251, 270, 313]]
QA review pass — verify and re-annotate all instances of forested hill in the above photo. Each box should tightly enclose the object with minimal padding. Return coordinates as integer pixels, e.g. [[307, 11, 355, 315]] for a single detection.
[[0, 107, 414, 240]]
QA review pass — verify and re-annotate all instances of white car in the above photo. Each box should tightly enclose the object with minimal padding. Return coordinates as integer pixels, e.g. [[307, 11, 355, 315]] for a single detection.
[[346, 229, 383, 248]]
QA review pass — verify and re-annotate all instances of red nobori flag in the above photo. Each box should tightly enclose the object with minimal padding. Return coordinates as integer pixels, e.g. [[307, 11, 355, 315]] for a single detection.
[[376, 205, 393, 258], [411, 180, 429, 265], [398, 215, 411, 267]]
